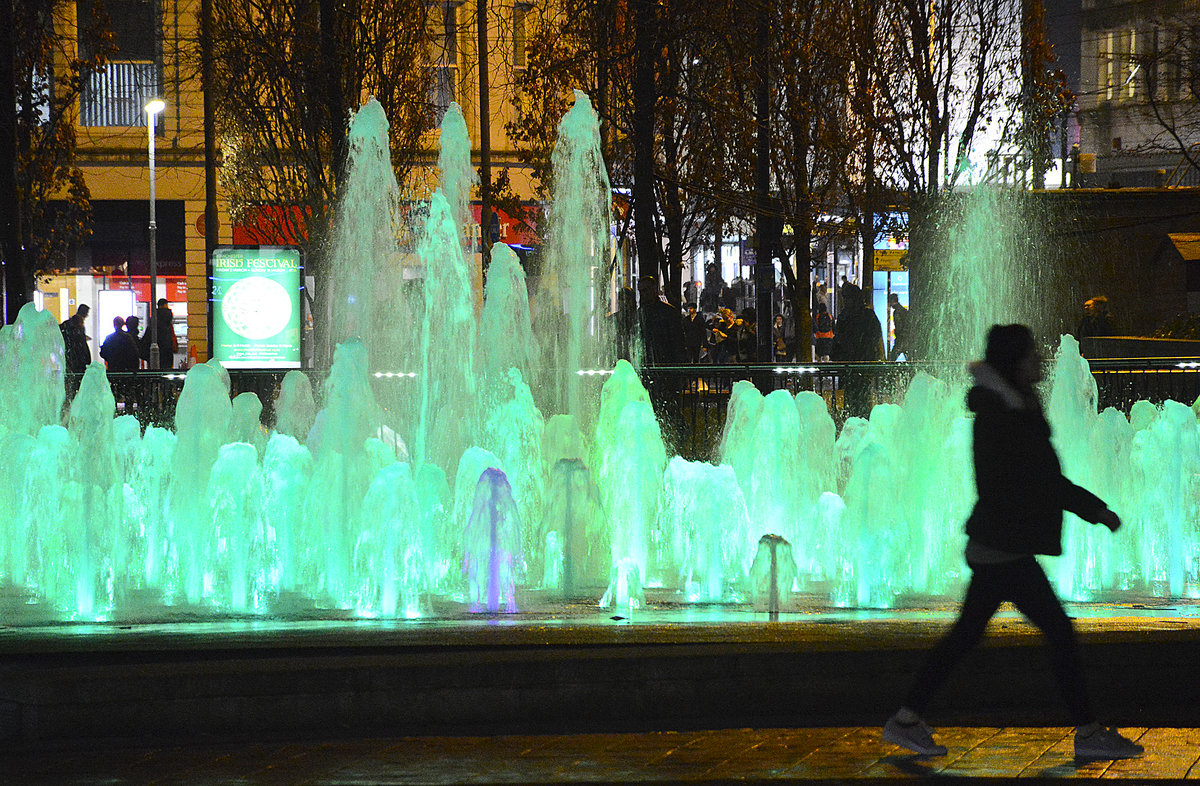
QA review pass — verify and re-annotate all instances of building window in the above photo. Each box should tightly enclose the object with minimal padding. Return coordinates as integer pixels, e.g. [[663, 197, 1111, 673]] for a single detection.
[[427, 1, 458, 122], [1123, 29, 1136, 100], [78, 0, 160, 127], [513, 3, 528, 70], [80, 61, 159, 127], [1099, 31, 1114, 101]]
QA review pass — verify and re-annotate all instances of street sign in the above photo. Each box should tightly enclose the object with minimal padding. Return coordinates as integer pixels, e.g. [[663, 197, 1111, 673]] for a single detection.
[[874, 249, 907, 271]]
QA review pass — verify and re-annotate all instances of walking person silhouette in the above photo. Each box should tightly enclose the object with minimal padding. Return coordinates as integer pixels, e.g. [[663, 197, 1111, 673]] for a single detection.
[[883, 324, 1143, 761]]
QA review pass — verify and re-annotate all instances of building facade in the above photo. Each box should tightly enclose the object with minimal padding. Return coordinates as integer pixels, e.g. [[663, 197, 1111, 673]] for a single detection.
[[41, 0, 539, 366], [1076, 0, 1200, 187]]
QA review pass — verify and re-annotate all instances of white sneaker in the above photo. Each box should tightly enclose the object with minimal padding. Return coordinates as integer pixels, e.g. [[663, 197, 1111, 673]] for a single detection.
[[883, 712, 948, 756], [1074, 726, 1144, 760]]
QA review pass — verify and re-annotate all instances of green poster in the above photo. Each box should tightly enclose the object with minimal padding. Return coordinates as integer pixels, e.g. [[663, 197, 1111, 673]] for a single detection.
[[212, 247, 302, 368]]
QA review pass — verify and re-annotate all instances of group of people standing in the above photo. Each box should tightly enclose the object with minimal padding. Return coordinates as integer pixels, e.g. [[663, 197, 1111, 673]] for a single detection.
[[626, 274, 911, 368], [58, 299, 178, 375]]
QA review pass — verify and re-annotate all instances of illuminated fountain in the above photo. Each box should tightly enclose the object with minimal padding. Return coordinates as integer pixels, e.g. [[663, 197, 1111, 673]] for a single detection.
[[1, 95, 1198, 627]]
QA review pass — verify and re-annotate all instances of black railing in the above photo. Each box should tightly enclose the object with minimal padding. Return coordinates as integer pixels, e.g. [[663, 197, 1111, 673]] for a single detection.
[[1088, 358, 1200, 411], [75, 358, 1200, 459]]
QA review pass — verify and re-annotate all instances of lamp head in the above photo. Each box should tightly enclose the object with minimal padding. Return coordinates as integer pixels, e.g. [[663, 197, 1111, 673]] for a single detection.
[[144, 98, 166, 115]]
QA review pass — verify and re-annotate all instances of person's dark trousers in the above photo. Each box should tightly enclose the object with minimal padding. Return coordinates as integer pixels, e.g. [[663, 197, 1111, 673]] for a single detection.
[[903, 556, 1095, 726]]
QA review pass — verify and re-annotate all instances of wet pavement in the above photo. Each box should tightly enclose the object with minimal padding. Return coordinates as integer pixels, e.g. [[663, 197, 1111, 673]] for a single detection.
[[4, 725, 1199, 783], [3, 602, 1199, 782]]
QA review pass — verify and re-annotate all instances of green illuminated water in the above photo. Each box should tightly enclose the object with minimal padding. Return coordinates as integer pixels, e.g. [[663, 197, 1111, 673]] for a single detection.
[[2, 99, 1198, 626]]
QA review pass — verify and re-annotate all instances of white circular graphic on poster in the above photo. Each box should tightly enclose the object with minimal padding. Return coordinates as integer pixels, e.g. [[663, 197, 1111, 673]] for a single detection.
[[221, 276, 293, 340]]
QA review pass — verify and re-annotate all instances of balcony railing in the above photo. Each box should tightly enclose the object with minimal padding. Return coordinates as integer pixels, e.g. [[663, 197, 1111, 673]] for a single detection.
[[80, 60, 159, 127]]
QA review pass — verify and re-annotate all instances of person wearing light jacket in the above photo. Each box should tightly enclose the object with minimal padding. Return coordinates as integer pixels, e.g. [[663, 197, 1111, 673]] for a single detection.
[[882, 324, 1143, 761]]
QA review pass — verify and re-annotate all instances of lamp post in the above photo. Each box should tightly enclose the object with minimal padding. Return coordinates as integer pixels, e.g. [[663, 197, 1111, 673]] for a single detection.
[[145, 97, 166, 369]]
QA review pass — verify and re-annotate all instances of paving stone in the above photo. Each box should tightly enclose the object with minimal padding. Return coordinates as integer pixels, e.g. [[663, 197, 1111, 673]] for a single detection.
[[5, 725, 1200, 784]]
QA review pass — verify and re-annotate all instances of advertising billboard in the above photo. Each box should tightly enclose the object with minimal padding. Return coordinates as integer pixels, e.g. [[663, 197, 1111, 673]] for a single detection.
[[211, 246, 302, 368]]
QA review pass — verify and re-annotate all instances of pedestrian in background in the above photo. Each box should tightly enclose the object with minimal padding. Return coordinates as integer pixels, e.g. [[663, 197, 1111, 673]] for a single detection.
[[883, 324, 1143, 762], [100, 316, 139, 372], [887, 293, 910, 361], [683, 304, 708, 363], [154, 298, 178, 369], [1076, 295, 1114, 339], [126, 315, 149, 367], [831, 285, 882, 417], [772, 314, 790, 362], [60, 304, 92, 374], [813, 301, 834, 362]]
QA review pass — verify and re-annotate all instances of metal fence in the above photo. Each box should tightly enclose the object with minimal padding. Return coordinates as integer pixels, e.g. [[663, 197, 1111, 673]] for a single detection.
[[81, 358, 1200, 460]]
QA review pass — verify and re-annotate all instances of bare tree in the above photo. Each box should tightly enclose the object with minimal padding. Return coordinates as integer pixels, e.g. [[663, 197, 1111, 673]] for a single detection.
[[1016, 0, 1073, 190], [200, 0, 434, 358], [506, 0, 751, 307], [4, 0, 114, 316], [849, 0, 1021, 357], [1133, 12, 1200, 178]]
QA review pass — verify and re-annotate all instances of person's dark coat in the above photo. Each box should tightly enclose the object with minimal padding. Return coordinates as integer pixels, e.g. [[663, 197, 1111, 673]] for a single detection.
[[156, 305, 178, 355], [100, 329, 141, 372], [639, 298, 684, 365], [1076, 313, 1114, 339], [60, 317, 91, 373], [831, 305, 883, 361], [964, 363, 1110, 556], [682, 312, 707, 361]]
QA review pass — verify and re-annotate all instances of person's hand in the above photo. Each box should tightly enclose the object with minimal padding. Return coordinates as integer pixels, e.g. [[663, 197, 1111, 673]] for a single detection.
[[1097, 508, 1122, 532]]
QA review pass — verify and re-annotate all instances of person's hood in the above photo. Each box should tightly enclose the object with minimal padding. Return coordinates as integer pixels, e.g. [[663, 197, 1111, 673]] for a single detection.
[[967, 361, 1028, 412]]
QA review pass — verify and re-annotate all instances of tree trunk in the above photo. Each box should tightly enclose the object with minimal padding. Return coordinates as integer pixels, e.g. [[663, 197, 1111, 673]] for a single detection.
[[631, 0, 658, 285], [313, 0, 347, 366], [661, 101, 683, 307], [478, 0, 492, 273], [201, 0, 217, 360], [754, 0, 773, 362], [0, 0, 25, 323], [319, 0, 347, 184]]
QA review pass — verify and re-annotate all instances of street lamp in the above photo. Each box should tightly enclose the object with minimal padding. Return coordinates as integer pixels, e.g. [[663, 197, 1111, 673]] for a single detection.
[[145, 97, 166, 369]]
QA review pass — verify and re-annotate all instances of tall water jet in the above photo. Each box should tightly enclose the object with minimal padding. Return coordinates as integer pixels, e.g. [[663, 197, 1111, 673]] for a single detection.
[[326, 97, 409, 371], [481, 368, 545, 572], [206, 442, 268, 611], [416, 190, 478, 471], [356, 461, 429, 618], [168, 362, 234, 603], [231, 392, 266, 454], [660, 458, 753, 602], [595, 365, 665, 603], [532, 90, 616, 425], [1048, 334, 1103, 598], [741, 390, 805, 555], [448, 447, 503, 593], [436, 103, 479, 254], [478, 243, 537, 396], [274, 369, 317, 441], [0, 302, 65, 436], [839, 440, 902, 608], [63, 364, 119, 617], [540, 457, 606, 595], [464, 468, 522, 613], [304, 339, 384, 606], [261, 432, 312, 595], [898, 375, 973, 595], [919, 187, 1070, 369]]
